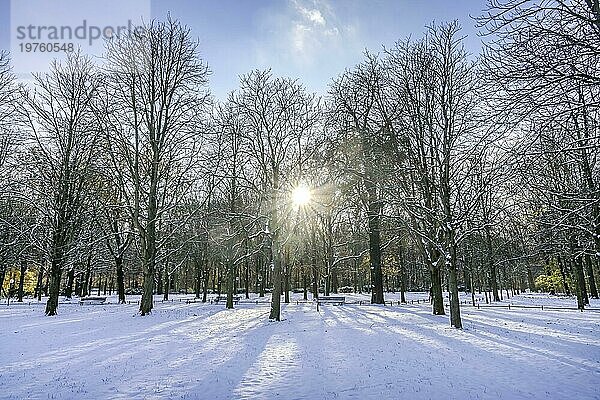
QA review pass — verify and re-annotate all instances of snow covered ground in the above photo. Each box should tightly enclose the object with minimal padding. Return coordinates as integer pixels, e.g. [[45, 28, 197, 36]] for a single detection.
[[0, 292, 599, 399]]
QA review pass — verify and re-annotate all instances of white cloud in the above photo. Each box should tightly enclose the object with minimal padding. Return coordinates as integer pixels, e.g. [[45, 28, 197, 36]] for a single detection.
[[285, 0, 345, 61], [252, 0, 362, 80], [294, 1, 326, 26]]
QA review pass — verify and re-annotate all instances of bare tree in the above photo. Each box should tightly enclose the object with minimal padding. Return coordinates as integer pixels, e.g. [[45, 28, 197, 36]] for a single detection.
[[230, 69, 321, 320], [103, 18, 210, 315], [21, 52, 101, 315], [383, 22, 480, 328], [328, 54, 389, 305], [479, 0, 600, 306], [0, 51, 20, 293]]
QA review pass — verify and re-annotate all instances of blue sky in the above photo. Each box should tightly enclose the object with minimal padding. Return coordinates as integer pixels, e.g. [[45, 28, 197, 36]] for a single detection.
[[0, 0, 487, 99]]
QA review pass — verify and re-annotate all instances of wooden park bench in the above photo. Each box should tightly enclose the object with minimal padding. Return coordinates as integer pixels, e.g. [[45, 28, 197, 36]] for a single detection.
[[317, 296, 346, 306], [213, 295, 241, 304], [79, 296, 107, 305]]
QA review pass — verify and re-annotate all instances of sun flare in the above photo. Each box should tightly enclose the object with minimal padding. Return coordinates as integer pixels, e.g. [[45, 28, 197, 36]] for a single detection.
[[292, 185, 311, 206]]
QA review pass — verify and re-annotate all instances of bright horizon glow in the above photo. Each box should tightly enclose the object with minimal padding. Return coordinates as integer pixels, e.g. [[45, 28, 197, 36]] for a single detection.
[[292, 185, 311, 207]]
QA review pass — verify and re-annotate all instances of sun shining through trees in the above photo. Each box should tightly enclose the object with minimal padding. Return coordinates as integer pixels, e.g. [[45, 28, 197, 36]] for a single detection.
[[291, 185, 311, 208], [2, 0, 600, 399]]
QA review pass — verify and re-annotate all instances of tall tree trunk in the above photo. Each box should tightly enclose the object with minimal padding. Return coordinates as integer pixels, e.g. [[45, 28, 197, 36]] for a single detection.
[[429, 247, 445, 315], [269, 173, 283, 321], [311, 229, 319, 300], [156, 266, 163, 295], [202, 259, 209, 303], [366, 180, 384, 304], [332, 267, 338, 294], [255, 253, 261, 295], [83, 255, 91, 297], [574, 255, 589, 306], [485, 226, 500, 301], [217, 264, 222, 296], [284, 249, 290, 303], [140, 235, 156, 315], [116, 256, 126, 303], [447, 245, 462, 329], [557, 256, 571, 295], [64, 267, 74, 299], [464, 265, 471, 293], [89, 272, 94, 297], [284, 265, 290, 303], [312, 266, 319, 300], [325, 261, 331, 296], [163, 268, 170, 301], [269, 257, 282, 320], [430, 259, 445, 315], [259, 254, 266, 297], [399, 246, 407, 303], [585, 254, 599, 299], [226, 258, 234, 309], [527, 266, 535, 292], [17, 260, 27, 302], [194, 259, 202, 299], [573, 254, 587, 310], [36, 264, 44, 301], [400, 268, 406, 303], [139, 156, 158, 315], [303, 270, 308, 300], [0, 266, 6, 297], [45, 246, 63, 316], [244, 239, 250, 299]]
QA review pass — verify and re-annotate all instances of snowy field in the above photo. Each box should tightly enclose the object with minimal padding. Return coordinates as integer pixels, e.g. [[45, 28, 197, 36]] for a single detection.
[[0, 292, 599, 400]]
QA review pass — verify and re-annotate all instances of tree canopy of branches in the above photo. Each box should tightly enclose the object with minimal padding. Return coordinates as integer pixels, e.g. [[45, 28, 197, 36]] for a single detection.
[[2, 7, 599, 327]]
